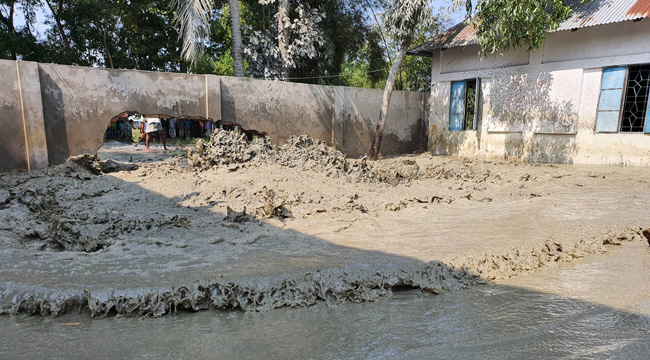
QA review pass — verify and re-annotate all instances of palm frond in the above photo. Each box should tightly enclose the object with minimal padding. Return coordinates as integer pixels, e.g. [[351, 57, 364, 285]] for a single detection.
[[170, 0, 213, 65]]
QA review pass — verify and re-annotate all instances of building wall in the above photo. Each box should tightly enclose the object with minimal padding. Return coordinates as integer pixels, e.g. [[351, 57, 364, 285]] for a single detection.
[[0, 60, 427, 171], [428, 19, 650, 165]]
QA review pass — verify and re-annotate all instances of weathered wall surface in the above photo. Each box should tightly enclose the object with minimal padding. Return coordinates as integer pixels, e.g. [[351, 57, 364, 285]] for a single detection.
[[38, 64, 222, 165], [0, 60, 426, 171], [427, 19, 650, 165], [0, 61, 48, 171], [0, 61, 27, 172], [333, 87, 426, 158], [220, 78, 427, 158], [441, 44, 530, 74], [220, 77, 334, 146]]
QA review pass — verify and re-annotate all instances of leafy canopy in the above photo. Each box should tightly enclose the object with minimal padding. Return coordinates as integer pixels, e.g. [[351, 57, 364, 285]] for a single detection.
[[383, 0, 438, 43], [467, 0, 593, 57]]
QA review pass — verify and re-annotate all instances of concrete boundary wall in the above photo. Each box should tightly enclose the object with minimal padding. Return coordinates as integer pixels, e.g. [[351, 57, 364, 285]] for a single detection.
[[0, 60, 427, 171], [0, 61, 49, 171], [38, 63, 222, 166]]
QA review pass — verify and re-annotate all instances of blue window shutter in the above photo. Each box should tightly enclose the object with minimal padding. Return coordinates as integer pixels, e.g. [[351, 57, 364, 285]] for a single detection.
[[596, 67, 626, 132], [450, 81, 465, 131], [645, 98, 650, 133]]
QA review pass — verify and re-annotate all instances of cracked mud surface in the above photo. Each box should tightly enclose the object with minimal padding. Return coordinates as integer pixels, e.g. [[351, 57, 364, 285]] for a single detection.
[[1, 133, 650, 317]]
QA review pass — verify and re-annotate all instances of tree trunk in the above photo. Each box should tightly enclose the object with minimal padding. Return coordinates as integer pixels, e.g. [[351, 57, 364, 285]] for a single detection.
[[364, 0, 393, 65], [368, 37, 412, 161], [98, 22, 114, 69], [228, 0, 245, 77], [9, 1, 16, 60], [45, 0, 72, 52], [277, 0, 289, 79]]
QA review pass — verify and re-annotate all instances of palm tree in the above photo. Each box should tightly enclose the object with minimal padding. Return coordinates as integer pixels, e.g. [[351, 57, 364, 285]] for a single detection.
[[171, 0, 245, 77], [228, 0, 245, 77]]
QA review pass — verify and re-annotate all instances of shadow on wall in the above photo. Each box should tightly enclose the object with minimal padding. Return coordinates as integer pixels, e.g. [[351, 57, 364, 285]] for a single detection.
[[429, 125, 472, 157], [39, 66, 69, 165], [488, 70, 579, 164], [306, 84, 336, 146], [333, 87, 427, 158]]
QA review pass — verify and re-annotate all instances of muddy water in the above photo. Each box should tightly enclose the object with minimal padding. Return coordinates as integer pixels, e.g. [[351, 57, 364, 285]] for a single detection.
[[2, 242, 649, 359]]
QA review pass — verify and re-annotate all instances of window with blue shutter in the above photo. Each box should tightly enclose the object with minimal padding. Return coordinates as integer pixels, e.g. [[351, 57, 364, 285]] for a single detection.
[[450, 81, 465, 131], [646, 97, 650, 133], [596, 65, 650, 133], [596, 67, 626, 133], [449, 79, 479, 131]]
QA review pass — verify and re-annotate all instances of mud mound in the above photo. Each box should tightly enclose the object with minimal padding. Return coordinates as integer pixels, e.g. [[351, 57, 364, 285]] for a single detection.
[[188, 129, 274, 170], [271, 135, 375, 180], [369, 158, 421, 186], [0, 155, 188, 252], [188, 130, 377, 182], [187, 130, 501, 187]]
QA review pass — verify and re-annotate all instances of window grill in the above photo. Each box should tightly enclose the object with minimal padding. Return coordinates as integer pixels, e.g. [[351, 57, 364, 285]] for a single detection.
[[621, 65, 650, 132]]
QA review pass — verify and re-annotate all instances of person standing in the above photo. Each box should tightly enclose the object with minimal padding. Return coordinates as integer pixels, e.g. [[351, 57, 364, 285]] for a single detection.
[[125, 120, 134, 143], [205, 119, 213, 138], [144, 115, 168, 152], [134, 117, 147, 148], [185, 119, 192, 138], [169, 117, 177, 139]]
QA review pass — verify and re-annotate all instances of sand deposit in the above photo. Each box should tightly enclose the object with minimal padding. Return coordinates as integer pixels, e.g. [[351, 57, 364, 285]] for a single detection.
[[1, 133, 650, 317]]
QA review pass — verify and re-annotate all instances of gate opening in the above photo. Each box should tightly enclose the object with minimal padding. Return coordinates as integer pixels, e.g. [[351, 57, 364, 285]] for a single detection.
[[102, 112, 268, 152]]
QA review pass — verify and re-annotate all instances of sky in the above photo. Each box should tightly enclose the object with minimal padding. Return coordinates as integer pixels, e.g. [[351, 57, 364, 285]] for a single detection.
[[11, 3, 49, 41], [10, 0, 470, 42]]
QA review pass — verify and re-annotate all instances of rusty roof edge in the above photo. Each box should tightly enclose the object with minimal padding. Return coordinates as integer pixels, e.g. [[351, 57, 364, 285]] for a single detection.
[[409, 0, 650, 57]]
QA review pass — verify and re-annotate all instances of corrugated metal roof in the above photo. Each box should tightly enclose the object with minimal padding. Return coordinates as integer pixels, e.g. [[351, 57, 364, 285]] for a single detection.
[[558, 0, 648, 30], [407, 22, 477, 56], [409, 0, 650, 57]]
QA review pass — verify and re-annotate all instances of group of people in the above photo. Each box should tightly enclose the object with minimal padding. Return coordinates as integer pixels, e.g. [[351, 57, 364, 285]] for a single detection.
[[104, 113, 217, 152], [104, 119, 135, 142], [167, 117, 215, 139]]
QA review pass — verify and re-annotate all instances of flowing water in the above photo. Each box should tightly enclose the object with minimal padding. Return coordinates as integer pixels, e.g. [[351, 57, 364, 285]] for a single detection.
[[2, 241, 649, 359]]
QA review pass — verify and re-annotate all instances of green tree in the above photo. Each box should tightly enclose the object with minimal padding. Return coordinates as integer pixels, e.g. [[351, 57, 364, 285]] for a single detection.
[[299, 0, 386, 86], [170, 0, 212, 65], [396, 31, 431, 92], [467, 0, 592, 57], [368, 0, 438, 160], [0, 0, 49, 61], [40, 0, 185, 71]]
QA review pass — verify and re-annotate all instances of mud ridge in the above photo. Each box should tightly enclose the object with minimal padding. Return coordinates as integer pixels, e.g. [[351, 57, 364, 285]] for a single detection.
[[1, 227, 642, 318], [447, 227, 644, 281], [2, 263, 483, 317]]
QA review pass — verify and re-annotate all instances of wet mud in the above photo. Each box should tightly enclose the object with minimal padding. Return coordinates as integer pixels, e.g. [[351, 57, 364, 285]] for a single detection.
[[2, 134, 650, 317], [3, 242, 650, 360]]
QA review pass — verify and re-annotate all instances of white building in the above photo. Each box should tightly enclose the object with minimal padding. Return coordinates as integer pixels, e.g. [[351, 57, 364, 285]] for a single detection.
[[410, 0, 650, 165]]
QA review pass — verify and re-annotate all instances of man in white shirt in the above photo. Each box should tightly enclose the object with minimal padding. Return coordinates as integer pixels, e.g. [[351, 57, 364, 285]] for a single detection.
[[143, 115, 168, 152]]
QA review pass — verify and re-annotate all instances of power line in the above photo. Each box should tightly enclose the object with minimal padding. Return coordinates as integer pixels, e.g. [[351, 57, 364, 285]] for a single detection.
[[281, 62, 425, 81], [282, 68, 388, 80]]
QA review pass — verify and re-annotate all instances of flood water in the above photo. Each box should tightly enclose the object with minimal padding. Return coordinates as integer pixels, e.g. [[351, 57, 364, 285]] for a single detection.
[[2, 241, 649, 359]]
